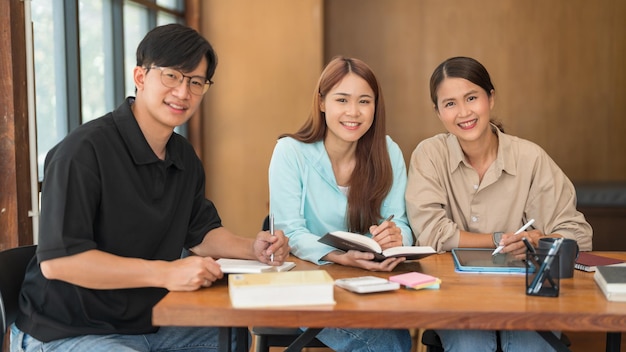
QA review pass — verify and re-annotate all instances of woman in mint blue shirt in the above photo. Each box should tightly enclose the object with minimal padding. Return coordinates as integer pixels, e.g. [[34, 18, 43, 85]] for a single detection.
[[268, 56, 413, 352]]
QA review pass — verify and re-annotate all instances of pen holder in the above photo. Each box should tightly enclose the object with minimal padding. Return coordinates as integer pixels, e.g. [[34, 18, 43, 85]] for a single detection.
[[525, 251, 559, 297]]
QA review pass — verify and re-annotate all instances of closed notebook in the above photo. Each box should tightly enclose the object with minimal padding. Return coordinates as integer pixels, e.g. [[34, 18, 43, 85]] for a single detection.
[[228, 270, 335, 308], [594, 264, 626, 301], [575, 252, 624, 272]]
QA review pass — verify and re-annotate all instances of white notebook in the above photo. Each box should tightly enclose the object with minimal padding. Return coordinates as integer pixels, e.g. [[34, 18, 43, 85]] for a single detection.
[[216, 258, 296, 274]]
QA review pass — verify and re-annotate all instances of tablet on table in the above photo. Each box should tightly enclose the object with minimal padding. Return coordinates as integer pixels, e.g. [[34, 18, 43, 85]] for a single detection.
[[451, 248, 528, 274]]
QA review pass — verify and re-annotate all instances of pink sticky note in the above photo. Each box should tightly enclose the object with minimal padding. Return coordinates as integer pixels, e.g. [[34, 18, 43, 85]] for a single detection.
[[389, 272, 438, 287]]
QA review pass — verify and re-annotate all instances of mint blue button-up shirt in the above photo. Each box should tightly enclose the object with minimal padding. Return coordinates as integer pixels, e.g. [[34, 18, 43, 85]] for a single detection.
[[269, 136, 414, 264]]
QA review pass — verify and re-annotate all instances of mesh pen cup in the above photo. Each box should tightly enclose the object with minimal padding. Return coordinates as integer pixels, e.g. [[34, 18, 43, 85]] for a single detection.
[[526, 251, 560, 297]]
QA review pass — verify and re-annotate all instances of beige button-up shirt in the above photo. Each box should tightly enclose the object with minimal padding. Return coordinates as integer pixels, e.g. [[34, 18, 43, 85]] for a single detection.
[[406, 129, 592, 252]]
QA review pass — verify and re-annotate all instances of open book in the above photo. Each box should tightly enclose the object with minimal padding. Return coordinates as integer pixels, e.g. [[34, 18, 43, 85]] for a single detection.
[[216, 258, 296, 274], [318, 231, 435, 262]]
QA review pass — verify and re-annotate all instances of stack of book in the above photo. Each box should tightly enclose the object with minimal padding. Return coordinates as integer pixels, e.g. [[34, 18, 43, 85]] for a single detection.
[[575, 252, 624, 272], [228, 270, 336, 308], [593, 264, 626, 302]]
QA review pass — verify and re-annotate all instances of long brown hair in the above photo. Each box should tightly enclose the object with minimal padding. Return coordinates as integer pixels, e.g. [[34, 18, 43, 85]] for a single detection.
[[280, 56, 392, 233]]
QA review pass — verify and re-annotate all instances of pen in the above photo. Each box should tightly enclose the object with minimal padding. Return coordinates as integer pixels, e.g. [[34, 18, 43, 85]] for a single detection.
[[521, 237, 536, 254], [269, 213, 275, 262], [372, 215, 395, 240], [492, 218, 536, 255]]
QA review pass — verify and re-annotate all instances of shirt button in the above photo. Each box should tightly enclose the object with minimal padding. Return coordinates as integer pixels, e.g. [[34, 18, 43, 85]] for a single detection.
[[471, 216, 478, 222], [473, 184, 479, 190]]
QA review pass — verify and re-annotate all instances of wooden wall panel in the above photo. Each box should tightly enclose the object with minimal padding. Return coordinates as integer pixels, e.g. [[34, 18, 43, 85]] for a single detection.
[[199, 0, 323, 236], [0, 0, 33, 250], [325, 0, 626, 182], [196, 0, 624, 237]]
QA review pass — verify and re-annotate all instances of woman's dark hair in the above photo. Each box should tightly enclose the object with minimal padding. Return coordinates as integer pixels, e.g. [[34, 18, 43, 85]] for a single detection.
[[281, 56, 392, 233], [430, 56, 503, 132], [136, 24, 217, 81]]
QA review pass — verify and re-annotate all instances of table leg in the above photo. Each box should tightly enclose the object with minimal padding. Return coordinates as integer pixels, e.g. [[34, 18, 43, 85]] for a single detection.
[[536, 331, 571, 352], [218, 327, 249, 352], [235, 327, 249, 352], [284, 328, 324, 352], [606, 332, 621, 352], [218, 327, 231, 352]]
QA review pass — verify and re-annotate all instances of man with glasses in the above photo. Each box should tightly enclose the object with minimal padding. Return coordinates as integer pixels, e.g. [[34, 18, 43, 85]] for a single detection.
[[149, 66, 214, 96], [12, 24, 289, 352]]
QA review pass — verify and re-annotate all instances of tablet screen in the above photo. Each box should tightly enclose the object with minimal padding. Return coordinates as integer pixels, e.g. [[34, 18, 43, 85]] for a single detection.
[[452, 248, 528, 273]]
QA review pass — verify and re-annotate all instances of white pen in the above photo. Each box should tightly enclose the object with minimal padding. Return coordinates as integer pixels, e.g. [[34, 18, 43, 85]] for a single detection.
[[269, 213, 275, 262], [492, 218, 536, 255]]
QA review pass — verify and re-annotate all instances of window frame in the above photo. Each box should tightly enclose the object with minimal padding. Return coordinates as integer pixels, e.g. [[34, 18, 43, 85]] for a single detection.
[[29, 0, 192, 241]]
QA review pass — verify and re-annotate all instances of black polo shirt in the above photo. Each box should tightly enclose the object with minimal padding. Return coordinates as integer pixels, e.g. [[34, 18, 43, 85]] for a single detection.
[[16, 98, 222, 342]]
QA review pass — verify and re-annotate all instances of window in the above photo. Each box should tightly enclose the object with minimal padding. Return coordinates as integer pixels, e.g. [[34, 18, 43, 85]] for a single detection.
[[30, 0, 185, 179]]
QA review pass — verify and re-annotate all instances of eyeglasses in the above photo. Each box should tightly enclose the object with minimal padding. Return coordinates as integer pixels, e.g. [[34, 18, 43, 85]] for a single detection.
[[148, 66, 213, 95]]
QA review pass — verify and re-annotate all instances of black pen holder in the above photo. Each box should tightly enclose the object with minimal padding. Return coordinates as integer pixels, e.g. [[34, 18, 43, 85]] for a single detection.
[[525, 251, 559, 297]]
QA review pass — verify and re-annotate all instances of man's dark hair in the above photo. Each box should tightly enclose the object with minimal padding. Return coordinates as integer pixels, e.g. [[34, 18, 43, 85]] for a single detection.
[[136, 23, 217, 80]]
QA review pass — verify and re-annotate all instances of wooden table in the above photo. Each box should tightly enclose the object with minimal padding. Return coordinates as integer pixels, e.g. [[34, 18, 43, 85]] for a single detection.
[[153, 252, 626, 351]]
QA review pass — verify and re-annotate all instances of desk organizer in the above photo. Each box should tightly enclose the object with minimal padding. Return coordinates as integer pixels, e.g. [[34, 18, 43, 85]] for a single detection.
[[526, 252, 560, 297]]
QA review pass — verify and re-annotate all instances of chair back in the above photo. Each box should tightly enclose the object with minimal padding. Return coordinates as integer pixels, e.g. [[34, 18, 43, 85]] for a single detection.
[[0, 245, 37, 346]]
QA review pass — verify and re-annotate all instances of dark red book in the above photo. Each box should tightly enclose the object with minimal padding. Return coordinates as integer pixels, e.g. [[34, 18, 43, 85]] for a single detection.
[[575, 252, 625, 272]]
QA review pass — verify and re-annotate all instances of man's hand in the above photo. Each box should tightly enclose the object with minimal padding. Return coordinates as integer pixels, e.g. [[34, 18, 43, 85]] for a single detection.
[[163, 255, 224, 291], [254, 229, 290, 264]]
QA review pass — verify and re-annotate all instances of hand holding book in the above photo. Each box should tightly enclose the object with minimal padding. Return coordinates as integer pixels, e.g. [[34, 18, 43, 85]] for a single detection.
[[318, 230, 435, 262]]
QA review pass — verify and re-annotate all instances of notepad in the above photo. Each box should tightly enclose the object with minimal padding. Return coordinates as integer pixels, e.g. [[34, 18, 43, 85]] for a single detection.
[[389, 272, 441, 290], [216, 258, 296, 274]]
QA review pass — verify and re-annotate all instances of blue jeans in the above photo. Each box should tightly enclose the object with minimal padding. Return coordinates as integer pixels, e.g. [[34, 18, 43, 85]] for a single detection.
[[10, 324, 247, 352], [436, 329, 561, 352], [312, 327, 412, 352]]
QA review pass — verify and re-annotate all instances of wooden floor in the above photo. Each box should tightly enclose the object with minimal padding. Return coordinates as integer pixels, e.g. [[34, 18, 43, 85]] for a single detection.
[[256, 330, 623, 351]]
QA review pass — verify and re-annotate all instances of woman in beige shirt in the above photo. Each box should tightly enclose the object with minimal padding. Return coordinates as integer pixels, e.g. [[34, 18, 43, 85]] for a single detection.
[[405, 56, 592, 352]]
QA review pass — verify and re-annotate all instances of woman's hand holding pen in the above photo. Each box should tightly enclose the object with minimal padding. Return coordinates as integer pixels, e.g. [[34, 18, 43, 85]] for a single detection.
[[370, 215, 403, 250]]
